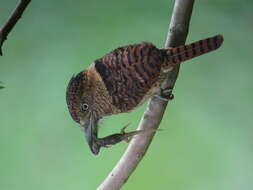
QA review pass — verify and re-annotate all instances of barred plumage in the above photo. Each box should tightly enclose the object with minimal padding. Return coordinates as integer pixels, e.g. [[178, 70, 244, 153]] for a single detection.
[[66, 34, 224, 154]]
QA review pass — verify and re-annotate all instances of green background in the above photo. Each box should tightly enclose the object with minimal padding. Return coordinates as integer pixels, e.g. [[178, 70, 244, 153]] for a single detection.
[[0, 0, 252, 189]]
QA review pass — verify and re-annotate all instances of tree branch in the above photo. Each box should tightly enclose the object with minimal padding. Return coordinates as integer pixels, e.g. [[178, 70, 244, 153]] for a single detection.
[[0, 0, 31, 56], [97, 0, 195, 189]]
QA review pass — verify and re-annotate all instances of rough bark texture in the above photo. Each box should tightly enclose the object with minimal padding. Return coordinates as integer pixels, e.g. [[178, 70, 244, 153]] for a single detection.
[[97, 0, 195, 189], [0, 0, 31, 55]]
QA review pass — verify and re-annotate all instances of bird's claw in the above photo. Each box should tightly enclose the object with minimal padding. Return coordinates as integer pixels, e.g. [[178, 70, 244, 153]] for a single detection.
[[156, 87, 174, 101], [96, 124, 157, 153], [120, 123, 132, 143]]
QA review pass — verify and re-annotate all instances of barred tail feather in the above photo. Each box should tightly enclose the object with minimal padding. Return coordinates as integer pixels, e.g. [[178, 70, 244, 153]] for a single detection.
[[166, 34, 224, 66]]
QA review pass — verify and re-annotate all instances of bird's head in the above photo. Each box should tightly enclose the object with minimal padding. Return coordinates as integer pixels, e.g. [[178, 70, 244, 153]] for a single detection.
[[66, 71, 101, 154]]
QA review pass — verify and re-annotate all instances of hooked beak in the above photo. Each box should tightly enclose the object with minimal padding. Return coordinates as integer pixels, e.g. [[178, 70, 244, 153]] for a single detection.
[[81, 111, 101, 155]]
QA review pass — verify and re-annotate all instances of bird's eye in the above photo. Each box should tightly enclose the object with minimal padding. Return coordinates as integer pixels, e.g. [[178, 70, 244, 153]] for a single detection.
[[81, 103, 89, 111]]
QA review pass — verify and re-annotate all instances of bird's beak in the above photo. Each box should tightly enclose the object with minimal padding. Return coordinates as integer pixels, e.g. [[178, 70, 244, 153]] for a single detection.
[[81, 111, 101, 155]]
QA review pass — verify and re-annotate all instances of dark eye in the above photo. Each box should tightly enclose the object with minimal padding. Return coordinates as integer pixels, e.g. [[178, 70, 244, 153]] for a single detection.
[[81, 103, 89, 111]]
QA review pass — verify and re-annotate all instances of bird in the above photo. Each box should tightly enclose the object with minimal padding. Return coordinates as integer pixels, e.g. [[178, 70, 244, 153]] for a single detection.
[[66, 34, 224, 155]]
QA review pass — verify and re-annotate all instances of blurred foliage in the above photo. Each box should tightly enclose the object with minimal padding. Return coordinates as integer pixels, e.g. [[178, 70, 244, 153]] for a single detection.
[[0, 0, 253, 190], [0, 81, 4, 89]]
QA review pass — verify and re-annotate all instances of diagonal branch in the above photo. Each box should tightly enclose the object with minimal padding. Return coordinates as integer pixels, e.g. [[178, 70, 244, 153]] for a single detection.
[[0, 0, 31, 56], [97, 0, 195, 189]]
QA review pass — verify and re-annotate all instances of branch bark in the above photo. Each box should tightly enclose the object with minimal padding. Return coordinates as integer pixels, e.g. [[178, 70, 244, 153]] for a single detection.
[[0, 0, 31, 56], [97, 0, 195, 189]]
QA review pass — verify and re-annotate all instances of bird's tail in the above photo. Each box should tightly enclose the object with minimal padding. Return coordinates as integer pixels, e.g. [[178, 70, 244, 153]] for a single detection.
[[164, 34, 224, 66]]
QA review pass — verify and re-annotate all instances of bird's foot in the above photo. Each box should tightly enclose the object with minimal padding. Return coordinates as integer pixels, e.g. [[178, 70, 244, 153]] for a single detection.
[[97, 124, 156, 148], [155, 87, 174, 101], [120, 123, 132, 143]]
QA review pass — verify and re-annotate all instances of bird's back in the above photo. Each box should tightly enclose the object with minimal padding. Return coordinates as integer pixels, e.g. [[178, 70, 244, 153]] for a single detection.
[[92, 35, 224, 113], [94, 42, 165, 113]]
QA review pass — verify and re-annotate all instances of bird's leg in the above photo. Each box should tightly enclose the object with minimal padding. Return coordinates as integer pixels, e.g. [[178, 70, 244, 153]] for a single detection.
[[155, 87, 174, 101], [83, 117, 157, 155], [97, 124, 156, 148]]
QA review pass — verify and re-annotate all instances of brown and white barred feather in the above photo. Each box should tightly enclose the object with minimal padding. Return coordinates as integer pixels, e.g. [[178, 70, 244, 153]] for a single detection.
[[94, 42, 163, 113], [163, 34, 223, 67], [93, 35, 223, 113]]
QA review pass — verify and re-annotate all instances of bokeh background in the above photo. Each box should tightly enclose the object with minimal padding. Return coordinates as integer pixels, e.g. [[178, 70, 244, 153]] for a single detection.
[[0, 0, 252, 189]]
